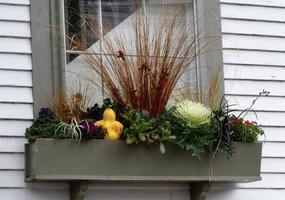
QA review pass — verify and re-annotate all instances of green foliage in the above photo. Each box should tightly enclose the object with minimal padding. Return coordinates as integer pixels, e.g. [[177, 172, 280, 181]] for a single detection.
[[26, 95, 265, 158], [25, 108, 72, 143], [161, 108, 216, 158], [123, 110, 175, 154], [231, 119, 264, 142]]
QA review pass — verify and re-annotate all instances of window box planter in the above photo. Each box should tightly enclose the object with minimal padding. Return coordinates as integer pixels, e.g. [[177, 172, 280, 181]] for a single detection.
[[25, 139, 262, 200]]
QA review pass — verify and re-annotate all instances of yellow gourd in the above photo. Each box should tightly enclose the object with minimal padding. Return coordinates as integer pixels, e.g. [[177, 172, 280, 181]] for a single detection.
[[95, 108, 123, 140]]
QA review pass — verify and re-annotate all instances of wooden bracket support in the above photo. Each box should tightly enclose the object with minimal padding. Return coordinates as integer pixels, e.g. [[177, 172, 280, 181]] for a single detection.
[[70, 181, 88, 200], [190, 182, 211, 200]]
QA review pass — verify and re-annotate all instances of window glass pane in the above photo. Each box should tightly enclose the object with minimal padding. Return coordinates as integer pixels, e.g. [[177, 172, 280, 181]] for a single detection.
[[101, 0, 141, 33], [144, 0, 197, 99], [64, 0, 197, 104], [65, 0, 100, 52]]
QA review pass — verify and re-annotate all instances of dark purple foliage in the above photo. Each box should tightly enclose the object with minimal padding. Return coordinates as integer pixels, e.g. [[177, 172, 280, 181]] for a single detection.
[[79, 121, 104, 139], [39, 108, 52, 116]]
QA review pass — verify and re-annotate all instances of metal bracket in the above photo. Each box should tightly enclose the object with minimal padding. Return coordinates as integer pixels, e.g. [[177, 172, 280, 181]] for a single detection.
[[70, 181, 88, 200], [190, 182, 211, 200]]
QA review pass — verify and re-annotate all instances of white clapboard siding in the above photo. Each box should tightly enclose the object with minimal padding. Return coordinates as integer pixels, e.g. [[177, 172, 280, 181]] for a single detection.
[[0, 181, 188, 200], [262, 142, 285, 158], [0, 87, 33, 103], [223, 34, 285, 52], [212, 173, 285, 189], [226, 96, 285, 111], [0, 4, 30, 21], [0, 137, 26, 153], [208, 189, 285, 200], [0, 120, 32, 136], [220, 1, 285, 198], [224, 65, 285, 81], [0, 54, 32, 70], [0, 21, 31, 37], [225, 80, 285, 96], [0, 189, 68, 200], [261, 158, 285, 173], [222, 19, 285, 37], [221, 4, 285, 22], [0, 1, 71, 200], [0, 70, 32, 87], [0, 104, 33, 120], [223, 50, 285, 66], [232, 111, 285, 127], [0, 153, 24, 170], [0, 171, 67, 188], [0, 0, 283, 199], [221, 0, 285, 8], [0, 0, 30, 5], [260, 127, 285, 142], [0, 187, 188, 200], [0, 37, 31, 53]]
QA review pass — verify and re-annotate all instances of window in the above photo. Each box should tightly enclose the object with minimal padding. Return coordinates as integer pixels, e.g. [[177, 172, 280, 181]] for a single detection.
[[30, 0, 224, 115], [64, 0, 197, 103]]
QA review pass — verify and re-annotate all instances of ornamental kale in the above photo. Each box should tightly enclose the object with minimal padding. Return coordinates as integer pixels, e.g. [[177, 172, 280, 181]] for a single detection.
[[25, 108, 72, 142], [173, 100, 212, 126], [161, 108, 216, 159]]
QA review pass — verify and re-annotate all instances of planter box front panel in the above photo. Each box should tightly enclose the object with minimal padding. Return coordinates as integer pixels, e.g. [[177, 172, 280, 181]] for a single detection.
[[25, 139, 262, 182]]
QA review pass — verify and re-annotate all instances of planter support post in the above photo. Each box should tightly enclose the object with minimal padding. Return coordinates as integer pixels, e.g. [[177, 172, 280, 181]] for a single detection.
[[190, 182, 210, 200], [70, 181, 88, 200]]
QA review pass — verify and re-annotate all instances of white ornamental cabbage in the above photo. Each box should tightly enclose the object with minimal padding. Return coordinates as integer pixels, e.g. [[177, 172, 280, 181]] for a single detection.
[[174, 100, 212, 126]]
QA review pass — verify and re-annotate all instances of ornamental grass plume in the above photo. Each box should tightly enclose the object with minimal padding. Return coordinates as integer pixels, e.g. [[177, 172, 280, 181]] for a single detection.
[[65, 4, 206, 117], [173, 100, 212, 126], [173, 73, 222, 111], [48, 84, 92, 123]]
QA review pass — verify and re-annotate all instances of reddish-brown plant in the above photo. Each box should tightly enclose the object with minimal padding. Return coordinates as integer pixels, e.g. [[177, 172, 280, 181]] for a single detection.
[[67, 5, 204, 117]]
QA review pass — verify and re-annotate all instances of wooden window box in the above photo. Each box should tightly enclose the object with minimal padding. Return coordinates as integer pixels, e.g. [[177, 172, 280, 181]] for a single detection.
[[25, 139, 262, 200]]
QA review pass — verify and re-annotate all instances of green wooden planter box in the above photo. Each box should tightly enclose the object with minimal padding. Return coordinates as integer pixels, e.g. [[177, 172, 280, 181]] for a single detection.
[[25, 139, 262, 200]]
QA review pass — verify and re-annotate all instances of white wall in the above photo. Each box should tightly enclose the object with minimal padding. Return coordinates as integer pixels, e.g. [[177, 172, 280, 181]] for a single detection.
[[1, 0, 285, 199], [207, 0, 285, 199], [0, 0, 71, 199]]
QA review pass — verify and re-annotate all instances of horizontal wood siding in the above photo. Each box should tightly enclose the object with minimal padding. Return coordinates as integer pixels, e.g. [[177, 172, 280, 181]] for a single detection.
[[1, 1, 284, 200], [0, 1, 34, 195], [0, 3, 70, 200], [208, 1, 285, 199]]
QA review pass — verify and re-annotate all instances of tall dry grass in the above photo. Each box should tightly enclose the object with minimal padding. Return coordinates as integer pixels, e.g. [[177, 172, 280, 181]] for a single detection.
[[174, 73, 222, 110], [48, 84, 92, 123], [66, 4, 206, 117]]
